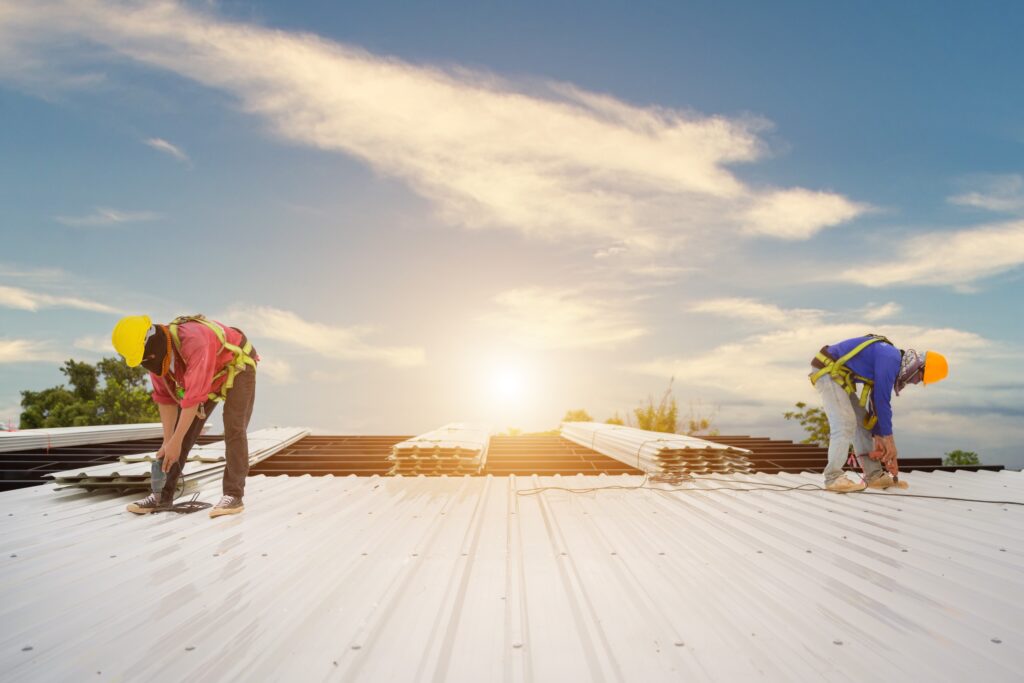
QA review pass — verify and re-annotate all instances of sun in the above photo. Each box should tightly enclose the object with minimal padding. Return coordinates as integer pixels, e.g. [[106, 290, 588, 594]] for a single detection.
[[490, 366, 526, 402]]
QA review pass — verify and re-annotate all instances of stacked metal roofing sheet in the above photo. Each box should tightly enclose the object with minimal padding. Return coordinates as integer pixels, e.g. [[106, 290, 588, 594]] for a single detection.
[[0, 423, 165, 453], [561, 422, 754, 481], [388, 423, 492, 475], [1, 470, 1022, 681], [45, 427, 309, 490]]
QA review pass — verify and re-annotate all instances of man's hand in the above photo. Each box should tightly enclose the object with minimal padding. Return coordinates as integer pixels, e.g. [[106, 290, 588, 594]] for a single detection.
[[161, 439, 182, 473], [875, 434, 898, 473]]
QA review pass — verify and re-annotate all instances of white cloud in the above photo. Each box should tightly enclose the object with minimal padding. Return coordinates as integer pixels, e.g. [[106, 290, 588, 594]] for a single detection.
[[0, 1, 865, 244], [634, 312, 991, 408], [55, 207, 160, 227], [224, 305, 425, 368], [861, 302, 902, 322], [690, 298, 823, 326], [836, 220, 1024, 289], [73, 335, 113, 353], [0, 339, 61, 364], [743, 188, 869, 240], [949, 174, 1024, 214], [256, 357, 294, 384], [0, 284, 116, 313], [479, 287, 647, 350], [144, 137, 189, 163]]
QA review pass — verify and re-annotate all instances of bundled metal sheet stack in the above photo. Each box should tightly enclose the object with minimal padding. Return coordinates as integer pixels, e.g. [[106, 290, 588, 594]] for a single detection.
[[46, 427, 309, 491], [0, 423, 166, 453], [388, 423, 492, 476], [560, 422, 753, 482]]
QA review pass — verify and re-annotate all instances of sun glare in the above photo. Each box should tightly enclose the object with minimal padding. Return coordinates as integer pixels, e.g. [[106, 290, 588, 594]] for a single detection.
[[490, 366, 526, 402]]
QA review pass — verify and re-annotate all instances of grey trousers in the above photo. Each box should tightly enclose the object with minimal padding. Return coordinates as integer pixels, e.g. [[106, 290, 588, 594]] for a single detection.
[[814, 373, 884, 484], [159, 365, 257, 500]]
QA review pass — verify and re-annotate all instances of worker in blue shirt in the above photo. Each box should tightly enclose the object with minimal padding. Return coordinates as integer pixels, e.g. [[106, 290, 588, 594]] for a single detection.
[[809, 335, 948, 492]]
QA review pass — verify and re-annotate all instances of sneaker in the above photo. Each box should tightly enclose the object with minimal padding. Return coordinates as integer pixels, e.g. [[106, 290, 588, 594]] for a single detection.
[[210, 495, 244, 518], [867, 473, 895, 489], [126, 492, 167, 515], [826, 477, 866, 493]]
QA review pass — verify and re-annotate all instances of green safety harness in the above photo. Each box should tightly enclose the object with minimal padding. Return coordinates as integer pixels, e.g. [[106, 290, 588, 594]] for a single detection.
[[168, 315, 257, 403], [809, 334, 894, 430]]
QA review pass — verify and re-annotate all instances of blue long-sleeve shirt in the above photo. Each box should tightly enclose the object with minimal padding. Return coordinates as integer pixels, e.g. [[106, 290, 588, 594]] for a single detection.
[[825, 336, 901, 436]]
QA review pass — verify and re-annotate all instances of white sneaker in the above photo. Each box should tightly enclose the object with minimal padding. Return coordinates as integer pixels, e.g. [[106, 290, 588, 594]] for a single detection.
[[867, 473, 894, 489], [209, 495, 244, 518], [826, 477, 866, 493]]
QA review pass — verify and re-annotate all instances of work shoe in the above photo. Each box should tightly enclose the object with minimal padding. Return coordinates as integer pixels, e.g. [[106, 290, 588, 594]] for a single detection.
[[126, 492, 168, 515], [825, 477, 866, 493], [867, 473, 895, 489], [210, 495, 244, 518]]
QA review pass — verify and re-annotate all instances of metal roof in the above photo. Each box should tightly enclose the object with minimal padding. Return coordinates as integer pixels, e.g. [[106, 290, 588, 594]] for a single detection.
[[2, 470, 1022, 681], [250, 434, 1000, 478], [0, 435, 223, 493]]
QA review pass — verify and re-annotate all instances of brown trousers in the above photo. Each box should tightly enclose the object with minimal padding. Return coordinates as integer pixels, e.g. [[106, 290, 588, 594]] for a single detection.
[[160, 365, 257, 500]]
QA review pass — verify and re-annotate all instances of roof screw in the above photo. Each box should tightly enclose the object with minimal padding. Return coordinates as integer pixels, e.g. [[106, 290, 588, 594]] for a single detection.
[[806, 550, 812, 554], [110, 555, 117, 559], [185, 646, 195, 651], [833, 640, 843, 646], [756, 550, 763, 554], [991, 638, 1002, 644], [999, 548, 1006, 552], [674, 641, 685, 647], [512, 642, 523, 649], [262, 553, 268, 557], [21, 646, 32, 652], [9, 554, 16, 558], [351, 644, 362, 650]]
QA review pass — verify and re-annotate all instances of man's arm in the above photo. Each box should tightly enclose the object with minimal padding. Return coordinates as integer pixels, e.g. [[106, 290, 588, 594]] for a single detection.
[[156, 402, 177, 460], [161, 405, 199, 473]]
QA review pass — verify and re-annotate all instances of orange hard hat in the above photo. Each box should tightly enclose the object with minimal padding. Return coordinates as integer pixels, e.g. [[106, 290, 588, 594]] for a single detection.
[[923, 350, 948, 384]]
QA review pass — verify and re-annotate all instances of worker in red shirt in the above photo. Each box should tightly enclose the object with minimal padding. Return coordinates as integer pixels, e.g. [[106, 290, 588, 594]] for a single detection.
[[112, 314, 258, 517]]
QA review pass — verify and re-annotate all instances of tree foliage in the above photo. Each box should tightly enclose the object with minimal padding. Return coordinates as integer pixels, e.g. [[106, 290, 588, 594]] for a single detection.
[[20, 357, 159, 429], [684, 399, 720, 436], [944, 449, 981, 466], [633, 380, 679, 434], [783, 401, 830, 447], [559, 381, 719, 435], [562, 409, 593, 423]]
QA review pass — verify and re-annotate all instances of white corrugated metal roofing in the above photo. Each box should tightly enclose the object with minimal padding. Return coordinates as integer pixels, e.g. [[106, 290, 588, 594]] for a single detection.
[[0, 423, 167, 453], [1, 470, 1022, 681]]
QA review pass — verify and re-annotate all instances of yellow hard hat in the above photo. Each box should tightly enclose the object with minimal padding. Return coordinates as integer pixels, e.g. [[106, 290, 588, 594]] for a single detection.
[[111, 315, 152, 367], [923, 350, 948, 384]]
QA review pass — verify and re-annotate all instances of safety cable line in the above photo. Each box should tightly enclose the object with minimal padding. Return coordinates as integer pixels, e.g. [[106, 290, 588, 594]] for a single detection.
[[514, 474, 1024, 506]]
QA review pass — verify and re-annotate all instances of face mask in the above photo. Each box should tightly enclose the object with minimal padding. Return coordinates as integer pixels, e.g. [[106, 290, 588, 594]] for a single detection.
[[141, 326, 171, 376], [895, 349, 924, 396]]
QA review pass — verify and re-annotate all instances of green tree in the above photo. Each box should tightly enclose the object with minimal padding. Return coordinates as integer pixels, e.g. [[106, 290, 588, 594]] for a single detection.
[[604, 412, 625, 425], [944, 449, 981, 466], [684, 399, 719, 436], [562, 409, 593, 423], [783, 401, 830, 447], [633, 379, 678, 434], [20, 357, 159, 429]]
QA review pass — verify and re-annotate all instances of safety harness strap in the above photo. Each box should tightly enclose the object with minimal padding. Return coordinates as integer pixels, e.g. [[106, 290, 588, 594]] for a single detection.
[[810, 335, 892, 430], [168, 315, 256, 403]]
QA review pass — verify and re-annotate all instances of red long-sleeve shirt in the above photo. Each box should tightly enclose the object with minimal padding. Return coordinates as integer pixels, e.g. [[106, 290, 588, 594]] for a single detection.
[[149, 320, 254, 409]]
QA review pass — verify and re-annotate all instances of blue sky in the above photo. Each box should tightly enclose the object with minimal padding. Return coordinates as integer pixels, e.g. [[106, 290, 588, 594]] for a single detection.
[[1, 1, 1022, 467]]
